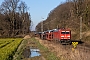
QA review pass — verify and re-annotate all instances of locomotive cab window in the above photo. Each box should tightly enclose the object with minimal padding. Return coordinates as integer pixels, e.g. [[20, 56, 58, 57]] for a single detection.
[[61, 32, 70, 34], [66, 32, 70, 34]]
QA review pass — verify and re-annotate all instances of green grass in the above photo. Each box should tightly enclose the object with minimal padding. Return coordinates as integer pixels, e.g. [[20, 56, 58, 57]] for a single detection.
[[0, 38, 23, 60]]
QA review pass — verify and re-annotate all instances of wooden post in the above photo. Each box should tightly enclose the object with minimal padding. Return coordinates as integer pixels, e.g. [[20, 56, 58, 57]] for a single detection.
[[80, 16, 82, 40]]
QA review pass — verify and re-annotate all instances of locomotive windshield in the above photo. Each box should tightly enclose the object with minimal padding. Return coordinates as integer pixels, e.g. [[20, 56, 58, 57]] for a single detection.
[[61, 32, 70, 34]]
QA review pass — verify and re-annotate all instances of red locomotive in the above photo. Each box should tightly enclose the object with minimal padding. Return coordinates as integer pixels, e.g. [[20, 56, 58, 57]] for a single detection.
[[53, 29, 71, 43]]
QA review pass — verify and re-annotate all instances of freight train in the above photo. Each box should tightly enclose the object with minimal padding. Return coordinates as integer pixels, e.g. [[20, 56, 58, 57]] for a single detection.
[[36, 28, 71, 44]]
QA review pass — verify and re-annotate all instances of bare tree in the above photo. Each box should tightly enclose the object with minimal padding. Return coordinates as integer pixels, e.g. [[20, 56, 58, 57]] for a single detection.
[[18, 1, 27, 14], [18, 1, 28, 34], [0, 0, 31, 37]]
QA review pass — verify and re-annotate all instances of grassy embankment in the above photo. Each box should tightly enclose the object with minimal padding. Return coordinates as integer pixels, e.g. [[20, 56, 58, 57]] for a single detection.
[[13, 38, 27, 60], [14, 37, 60, 60]]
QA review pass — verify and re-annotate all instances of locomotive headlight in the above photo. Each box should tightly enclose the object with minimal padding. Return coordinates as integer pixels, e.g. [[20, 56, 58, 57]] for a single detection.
[[61, 36, 64, 37], [68, 38, 70, 39], [67, 36, 70, 37]]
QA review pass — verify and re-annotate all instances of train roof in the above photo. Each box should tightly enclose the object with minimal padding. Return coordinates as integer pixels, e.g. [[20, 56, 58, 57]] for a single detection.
[[42, 28, 71, 33]]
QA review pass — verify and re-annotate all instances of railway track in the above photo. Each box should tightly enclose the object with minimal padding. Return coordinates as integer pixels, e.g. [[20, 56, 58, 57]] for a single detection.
[[36, 37, 90, 60]]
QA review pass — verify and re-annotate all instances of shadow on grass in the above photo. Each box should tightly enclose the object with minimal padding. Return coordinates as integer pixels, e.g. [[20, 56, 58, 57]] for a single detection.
[[71, 40, 84, 44]]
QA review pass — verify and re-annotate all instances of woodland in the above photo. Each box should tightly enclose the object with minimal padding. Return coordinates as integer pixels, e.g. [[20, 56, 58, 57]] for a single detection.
[[0, 0, 31, 37]]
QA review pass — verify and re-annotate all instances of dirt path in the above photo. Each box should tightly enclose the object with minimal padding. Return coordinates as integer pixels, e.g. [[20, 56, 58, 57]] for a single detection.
[[35, 37, 90, 60], [23, 35, 31, 39]]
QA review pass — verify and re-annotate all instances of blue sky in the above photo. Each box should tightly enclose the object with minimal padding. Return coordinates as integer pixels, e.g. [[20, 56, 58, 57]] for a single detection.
[[0, 0, 66, 31]]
